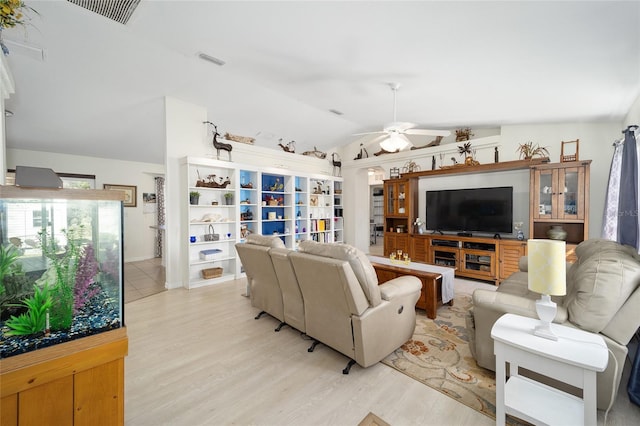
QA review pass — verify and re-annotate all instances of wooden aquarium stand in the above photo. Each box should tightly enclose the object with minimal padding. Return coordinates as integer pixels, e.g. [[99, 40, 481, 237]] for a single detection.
[[1, 328, 128, 426]]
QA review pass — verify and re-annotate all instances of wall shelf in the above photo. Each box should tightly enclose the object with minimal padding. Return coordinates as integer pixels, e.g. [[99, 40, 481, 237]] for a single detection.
[[401, 157, 550, 179]]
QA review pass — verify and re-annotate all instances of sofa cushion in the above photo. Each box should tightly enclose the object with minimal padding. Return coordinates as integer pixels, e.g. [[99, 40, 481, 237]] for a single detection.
[[246, 234, 286, 248], [574, 238, 635, 263], [564, 244, 640, 333], [299, 240, 381, 307]]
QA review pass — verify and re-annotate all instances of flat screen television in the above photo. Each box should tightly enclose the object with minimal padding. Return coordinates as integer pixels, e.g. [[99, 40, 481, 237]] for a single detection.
[[426, 186, 513, 234]]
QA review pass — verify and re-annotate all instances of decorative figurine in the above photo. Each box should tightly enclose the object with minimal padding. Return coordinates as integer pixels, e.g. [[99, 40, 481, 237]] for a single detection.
[[331, 153, 342, 177], [354, 143, 369, 160], [203, 121, 232, 161], [278, 139, 296, 153]]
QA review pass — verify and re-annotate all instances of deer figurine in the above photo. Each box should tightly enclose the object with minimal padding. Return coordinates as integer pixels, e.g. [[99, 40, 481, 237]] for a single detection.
[[278, 139, 296, 153], [331, 152, 342, 177], [204, 121, 232, 161]]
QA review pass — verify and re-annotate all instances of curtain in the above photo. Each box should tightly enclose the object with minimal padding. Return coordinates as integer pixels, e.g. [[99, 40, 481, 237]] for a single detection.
[[605, 126, 640, 407], [155, 176, 165, 258], [602, 125, 639, 252]]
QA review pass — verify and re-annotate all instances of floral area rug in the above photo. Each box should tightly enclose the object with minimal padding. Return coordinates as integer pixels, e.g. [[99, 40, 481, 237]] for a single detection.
[[382, 294, 523, 424]]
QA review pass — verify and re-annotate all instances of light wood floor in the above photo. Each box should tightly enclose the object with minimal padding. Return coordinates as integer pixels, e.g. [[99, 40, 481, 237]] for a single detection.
[[124, 277, 640, 425], [124, 258, 166, 303]]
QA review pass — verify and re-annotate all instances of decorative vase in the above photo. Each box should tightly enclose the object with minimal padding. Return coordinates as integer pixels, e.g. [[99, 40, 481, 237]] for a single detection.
[[189, 195, 199, 205], [547, 225, 567, 241]]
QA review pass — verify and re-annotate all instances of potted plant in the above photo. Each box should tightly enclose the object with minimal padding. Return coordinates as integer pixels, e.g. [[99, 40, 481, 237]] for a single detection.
[[189, 191, 200, 205], [517, 141, 549, 160], [224, 192, 234, 205]]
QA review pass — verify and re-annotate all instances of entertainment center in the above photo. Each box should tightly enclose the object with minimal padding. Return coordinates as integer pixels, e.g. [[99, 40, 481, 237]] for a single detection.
[[383, 158, 590, 285]]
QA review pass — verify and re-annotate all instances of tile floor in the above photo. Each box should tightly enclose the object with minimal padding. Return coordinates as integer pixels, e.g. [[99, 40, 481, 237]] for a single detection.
[[124, 257, 166, 303]]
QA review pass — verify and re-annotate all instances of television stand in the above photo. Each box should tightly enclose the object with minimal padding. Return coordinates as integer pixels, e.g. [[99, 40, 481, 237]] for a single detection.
[[457, 232, 472, 237]]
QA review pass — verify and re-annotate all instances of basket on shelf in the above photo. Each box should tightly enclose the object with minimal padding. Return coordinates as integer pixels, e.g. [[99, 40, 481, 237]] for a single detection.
[[201, 267, 223, 279], [204, 224, 220, 241]]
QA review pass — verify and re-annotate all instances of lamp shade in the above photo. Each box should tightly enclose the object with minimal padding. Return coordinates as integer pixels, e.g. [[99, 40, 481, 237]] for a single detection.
[[527, 239, 566, 296], [380, 133, 412, 152]]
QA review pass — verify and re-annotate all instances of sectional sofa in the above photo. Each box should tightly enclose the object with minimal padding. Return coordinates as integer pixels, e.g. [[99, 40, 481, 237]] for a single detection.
[[235, 235, 422, 373]]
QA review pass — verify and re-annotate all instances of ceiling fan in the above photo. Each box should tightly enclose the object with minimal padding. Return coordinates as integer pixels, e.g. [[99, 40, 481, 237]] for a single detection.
[[355, 83, 451, 152]]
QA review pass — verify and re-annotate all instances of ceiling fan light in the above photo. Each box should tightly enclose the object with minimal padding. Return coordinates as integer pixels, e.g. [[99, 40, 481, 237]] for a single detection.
[[380, 133, 411, 152]]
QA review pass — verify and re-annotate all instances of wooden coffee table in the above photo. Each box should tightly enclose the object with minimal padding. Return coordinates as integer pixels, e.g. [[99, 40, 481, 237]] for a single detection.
[[369, 257, 454, 319]]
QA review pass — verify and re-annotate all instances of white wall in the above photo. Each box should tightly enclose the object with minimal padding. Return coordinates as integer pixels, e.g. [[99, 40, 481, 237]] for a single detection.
[[625, 94, 640, 126], [0, 55, 15, 186], [6, 148, 164, 262]]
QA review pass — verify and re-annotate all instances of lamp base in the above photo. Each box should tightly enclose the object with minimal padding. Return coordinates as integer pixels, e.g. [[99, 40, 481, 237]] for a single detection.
[[534, 294, 558, 341], [533, 323, 558, 341]]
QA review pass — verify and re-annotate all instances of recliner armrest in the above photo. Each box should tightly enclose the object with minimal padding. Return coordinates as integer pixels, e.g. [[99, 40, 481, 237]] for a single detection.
[[473, 289, 568, 323], [379, 276, 422, 301]]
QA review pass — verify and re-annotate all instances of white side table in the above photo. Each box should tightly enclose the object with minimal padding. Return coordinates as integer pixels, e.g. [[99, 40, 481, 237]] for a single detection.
[[491, 313, 608, 426]]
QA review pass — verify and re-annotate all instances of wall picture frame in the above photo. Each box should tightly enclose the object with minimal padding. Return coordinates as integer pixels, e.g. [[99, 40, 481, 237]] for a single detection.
[[104, 184, 137, 207]]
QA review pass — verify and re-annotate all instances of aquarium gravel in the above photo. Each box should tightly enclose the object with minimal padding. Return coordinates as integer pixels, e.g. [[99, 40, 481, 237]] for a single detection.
[[0, 289, 121, 358]]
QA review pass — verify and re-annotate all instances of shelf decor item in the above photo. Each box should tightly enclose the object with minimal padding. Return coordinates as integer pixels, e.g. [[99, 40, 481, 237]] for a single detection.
[[547, 225, 567, 241], [195, 173, 231, 188], [201, 267, 223, 279], [199, 248, 222, 260], [189, 191, 200, 205], [224, 192, 233, 205], [203, 224, 220, 242], [560, 139, 579, 162], [458, 142, 480, 166], [389, 167, 400, 179], [455, 127, 474, 142], [517, 141, 549, 160]]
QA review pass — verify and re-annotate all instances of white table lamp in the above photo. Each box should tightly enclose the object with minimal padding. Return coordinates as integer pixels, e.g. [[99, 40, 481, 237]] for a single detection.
[[527, 239, 566, 341]]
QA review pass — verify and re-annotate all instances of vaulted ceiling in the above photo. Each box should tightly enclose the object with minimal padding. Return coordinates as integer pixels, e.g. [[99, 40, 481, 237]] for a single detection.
[[4, 1, 639, 165]]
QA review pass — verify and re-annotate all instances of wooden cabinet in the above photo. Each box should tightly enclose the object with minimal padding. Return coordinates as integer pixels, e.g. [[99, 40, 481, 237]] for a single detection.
[[384, 233, 409, 257], [462, 246, 496, 280], [409, 235, 525, 285], [383, 178, 417, 256], [384, 178, 409, 217], [498, 240, 527, 281], [530, 161, 590, 245], [0, 328, 127, 426]]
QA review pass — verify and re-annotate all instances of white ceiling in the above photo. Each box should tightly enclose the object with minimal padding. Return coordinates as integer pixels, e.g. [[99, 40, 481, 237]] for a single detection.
[[4, 1, 640, 165]]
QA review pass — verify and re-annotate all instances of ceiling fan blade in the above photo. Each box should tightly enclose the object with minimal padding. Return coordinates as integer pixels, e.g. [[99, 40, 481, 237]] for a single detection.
[[384, 121, 415, 132], [404, 129, 452, 137], [398, 133, 413, 148], [368, 134, 388, 145], [353, 130, 386, 136]]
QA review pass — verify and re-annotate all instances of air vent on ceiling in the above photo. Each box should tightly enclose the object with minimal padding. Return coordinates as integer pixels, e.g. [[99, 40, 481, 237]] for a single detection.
[[66, 0, 141, 25]]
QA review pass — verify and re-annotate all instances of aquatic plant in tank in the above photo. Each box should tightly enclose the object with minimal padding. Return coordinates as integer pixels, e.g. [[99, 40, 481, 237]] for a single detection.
[[0, 194, 123, 358]]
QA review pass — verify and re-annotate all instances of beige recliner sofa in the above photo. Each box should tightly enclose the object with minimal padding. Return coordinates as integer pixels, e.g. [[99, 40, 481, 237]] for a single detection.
[[467, 239, 640, 410], [234, 234, 288, 330], [290, 240, 422, 373]]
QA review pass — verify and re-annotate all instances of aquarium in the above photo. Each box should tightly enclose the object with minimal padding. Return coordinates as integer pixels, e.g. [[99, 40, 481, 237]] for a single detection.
[[0, 187, 124, 358]]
